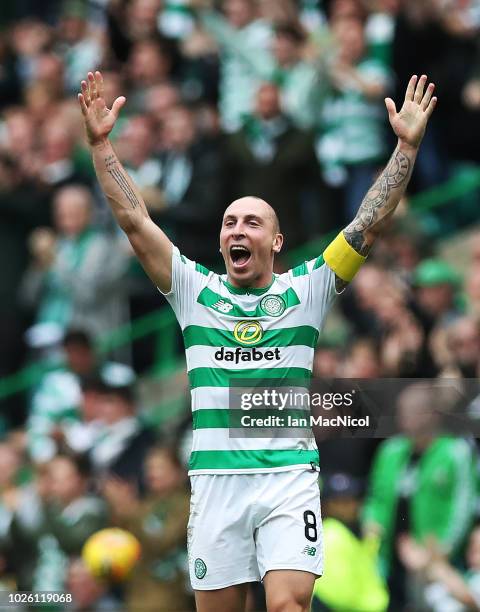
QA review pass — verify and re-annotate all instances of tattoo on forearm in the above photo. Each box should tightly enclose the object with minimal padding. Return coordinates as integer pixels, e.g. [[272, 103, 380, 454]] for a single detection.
[[104, 156, 140, 210], [344, 149, 412, 256]]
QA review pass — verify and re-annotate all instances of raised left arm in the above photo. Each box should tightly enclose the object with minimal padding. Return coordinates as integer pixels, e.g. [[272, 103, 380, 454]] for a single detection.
[[327, 74, 437, 292]]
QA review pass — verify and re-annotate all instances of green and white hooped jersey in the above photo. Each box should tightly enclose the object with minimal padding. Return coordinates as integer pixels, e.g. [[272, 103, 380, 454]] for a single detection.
[[163, 247, 337, 475]]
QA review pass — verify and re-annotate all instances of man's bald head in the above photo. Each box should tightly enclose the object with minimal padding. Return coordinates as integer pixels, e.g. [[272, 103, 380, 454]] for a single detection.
[[224, 196, 280, 235]]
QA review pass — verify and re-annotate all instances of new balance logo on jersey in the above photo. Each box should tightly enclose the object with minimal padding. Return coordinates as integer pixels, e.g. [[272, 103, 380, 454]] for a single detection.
[[302, 546, 317, 556], [212, 299, 233, 313], [215, 347, 281, 363]]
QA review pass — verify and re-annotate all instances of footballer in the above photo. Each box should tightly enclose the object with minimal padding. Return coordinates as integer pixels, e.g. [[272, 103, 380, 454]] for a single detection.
[[79, 72, 436, 612]]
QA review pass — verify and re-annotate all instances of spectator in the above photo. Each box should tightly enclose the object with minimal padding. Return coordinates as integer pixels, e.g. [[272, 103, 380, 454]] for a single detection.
[[26, 329, 136, 463], [316, 16, 390, 220], [340, 338, 382, 378], [412, 258, 462, 327], [90, 382, 156, 494], [66, 557, 123, 611], [341, 260, 448, 377], [20, 185, 130, 340], [441, 317, 480, 379], [6, 454, 107, 592], [193, 12, 323, 129], [269, 21, 323, 129], [0, 149, 50, 427], [156, 104, 225, 266], [145, 82, 181, 129], [106, 0, 177, 64], [55, 3, 104, 94], [195, 0, 273, 132], [9, 19, 52, 91], [103, 446, 191, 611], [363, 382, 477, 609], [225, 82, 318, 248], [467, 266, 480, 319], [317, 338, 380, 482], [398, 524, 480, 612], [312, 342, 342, 378], [37, 116, 92, 189], [116, 115, 164, 211], [312, 473, 389, 612], [63, 376, 110, 457], [126, 38, 176, 112]]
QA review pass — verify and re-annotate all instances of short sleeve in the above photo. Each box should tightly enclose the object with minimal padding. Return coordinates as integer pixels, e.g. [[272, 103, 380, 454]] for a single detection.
[[159, 246, 212, 328], [288, 255, 337, 331]]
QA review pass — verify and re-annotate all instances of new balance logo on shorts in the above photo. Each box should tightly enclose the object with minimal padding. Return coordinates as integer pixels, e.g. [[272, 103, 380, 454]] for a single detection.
[[302, 546, 317, 556]]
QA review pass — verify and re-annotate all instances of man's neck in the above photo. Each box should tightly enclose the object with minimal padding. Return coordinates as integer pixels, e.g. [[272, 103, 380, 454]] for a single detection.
[[226, 273, 274, 291], [413, 433, 436, 452]]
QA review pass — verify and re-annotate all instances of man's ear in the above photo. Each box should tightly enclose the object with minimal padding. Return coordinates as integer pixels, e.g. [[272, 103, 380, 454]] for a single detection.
[[272, 233, 283, 253]]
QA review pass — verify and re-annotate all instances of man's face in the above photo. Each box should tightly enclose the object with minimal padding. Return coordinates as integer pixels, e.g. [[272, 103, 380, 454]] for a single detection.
[[162, 108, 196, 151], [48, 457, 85, 505], [64, 343, 94, 375], [145, 451, 181, 495], [255, 83, 281, 120], [449, 319, 480, 369], [121, 117, 155, 161], [97, 393, 132, 425], [417, 284, 453, 317], [396, 385, 438, 438], [272, 33, 298, 67], [54, 190, 91, 237], [219, 197, 283, 287], [333, 18, 365, 64], [224, 0, 254, 29]]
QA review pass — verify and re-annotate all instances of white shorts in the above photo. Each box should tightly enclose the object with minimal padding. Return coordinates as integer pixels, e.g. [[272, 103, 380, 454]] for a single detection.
[[187, 469, 323, 590]]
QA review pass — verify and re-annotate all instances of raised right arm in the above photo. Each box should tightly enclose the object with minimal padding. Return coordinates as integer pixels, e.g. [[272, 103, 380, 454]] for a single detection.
[[78, 71, 173, 293]]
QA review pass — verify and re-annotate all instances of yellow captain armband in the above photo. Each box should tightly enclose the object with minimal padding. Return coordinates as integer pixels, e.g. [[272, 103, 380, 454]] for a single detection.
[[323, 232, 367, 282]]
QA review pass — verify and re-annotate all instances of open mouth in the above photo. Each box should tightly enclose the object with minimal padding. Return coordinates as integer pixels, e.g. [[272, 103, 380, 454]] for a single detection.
[[229, 245, 251, 268]]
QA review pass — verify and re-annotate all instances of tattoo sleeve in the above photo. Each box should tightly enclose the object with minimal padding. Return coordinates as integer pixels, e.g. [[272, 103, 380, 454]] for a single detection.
[[335, 146, 415, 292]]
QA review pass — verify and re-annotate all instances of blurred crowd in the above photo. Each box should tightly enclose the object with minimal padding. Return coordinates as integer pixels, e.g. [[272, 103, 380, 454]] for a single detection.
[[1, 0, 480, 610]]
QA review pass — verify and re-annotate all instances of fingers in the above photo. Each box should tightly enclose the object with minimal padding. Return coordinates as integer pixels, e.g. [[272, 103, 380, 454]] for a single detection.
[[111, 96, 126, 119], [384, 97, 397, 121], [81, 80, 90, 106], [422, 82, 435, 110], [87, 71, 97, 101], [426, 96, 438, 118], [79, 71, 104, 113], [78, 93, 88, 116], [414, 74, 427, 103], [95, 70, 104, 100], [405, 75, 417, 102]]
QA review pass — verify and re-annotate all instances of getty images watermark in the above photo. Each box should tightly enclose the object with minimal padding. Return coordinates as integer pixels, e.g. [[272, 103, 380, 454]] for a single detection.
[[227, 378, 480, 439], [239, 388, 369, 429]]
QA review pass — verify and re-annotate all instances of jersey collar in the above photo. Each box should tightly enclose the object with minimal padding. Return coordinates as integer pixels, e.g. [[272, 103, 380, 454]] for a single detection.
[[222, 276, 275, 296]]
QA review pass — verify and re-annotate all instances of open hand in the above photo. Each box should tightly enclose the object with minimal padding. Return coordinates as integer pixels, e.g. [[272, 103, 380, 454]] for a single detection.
[[29, 227, 56, 268], [78, 71, 126, 146], [102, 476, 140, 518], [385, 75, 437, 150], [397, 534, 431, 572]]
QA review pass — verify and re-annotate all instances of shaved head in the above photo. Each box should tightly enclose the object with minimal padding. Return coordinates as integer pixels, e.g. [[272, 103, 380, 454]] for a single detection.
[[220, 195, 283, 288], [224, 196, 280, 235]]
